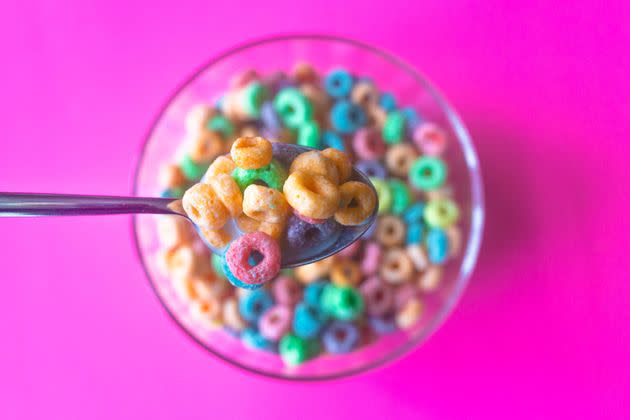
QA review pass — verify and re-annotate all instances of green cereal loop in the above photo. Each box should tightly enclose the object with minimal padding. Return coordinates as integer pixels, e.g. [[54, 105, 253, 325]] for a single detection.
[[320, 284, 339, 317], [279, 334, 310, 365], [382, 111, 405, 144], [424, 198, 460, 228], [241, 82, 268, 118], [369, 177, 392, 214], [211, 253, 226, 277], [180, 155, 209, 181], [409, 156, 447, 191], [207, 115, 235, 138], [297, 120, 321, 148], [232, 160, 287, 191], [320, 284, 364, 321], [273, 87, 313, 129], [388, 178, 412, 215]]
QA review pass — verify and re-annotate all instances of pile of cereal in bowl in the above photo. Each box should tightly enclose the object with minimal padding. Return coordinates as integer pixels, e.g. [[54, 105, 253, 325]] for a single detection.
[[155, 64, 461, 366]]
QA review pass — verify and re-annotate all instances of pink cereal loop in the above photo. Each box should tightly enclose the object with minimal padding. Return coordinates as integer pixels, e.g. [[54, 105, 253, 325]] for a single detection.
[[225, 231, 281, 286], [272, 276, 303, 306], [413, 122, 447, 156], [259, 305, 293, 341], [361, 241, 382, 275]]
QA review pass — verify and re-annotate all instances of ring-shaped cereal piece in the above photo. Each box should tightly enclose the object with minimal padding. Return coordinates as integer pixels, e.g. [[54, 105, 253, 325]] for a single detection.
[[322, 130, 345, 151], [375, 215, 406, 247], [330, 259, 362, 287], [369, 178, 392, 214], [424, 198, 460, 228], [380, 248, 414, 284], [359, 275, 394, 316], [225, 231, 281, 287], [185, 104, 217, 134], [388, 179, 412, 215], [379, 92, 397, 112], [199, 226, 232, 250], [356, 160, 386, 179], [353, 128, 386, 160], [204, 155, 235, 179], [382, 110, 405, 144], [385, 143, 418, 177], [351, 81, 378, 107], [232, 160, 287, 191], [324, 68, 353, 98], [180, 155, 209, 181], [334, 181, 377, 226], [361, 241, 382, 275], [330, 100, 366, 134], [272, 276, 303, 306], [283, 171, 340, 219], [297, 120, 321, 149], [158, 163, 187, 189], [230, 136, 273, 169], [207, 173, 243, 217], [409, 156, 447, 191], [292, 62, 319, 84], [259, 305, 293, 341], [242, 184, 290, 223], [289, 151, 340, 184], [207, 115, 235, 139], [182, 183, 230, 230], [274, 87, 313, 129], [240, 82, 268, 118], [413, 122, 447, 156], [321, 148, 352, 183], [189, 130, 223, 163]]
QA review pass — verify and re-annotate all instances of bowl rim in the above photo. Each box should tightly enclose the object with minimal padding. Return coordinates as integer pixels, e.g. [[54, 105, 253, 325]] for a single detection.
[[131, 33, 485, 381]]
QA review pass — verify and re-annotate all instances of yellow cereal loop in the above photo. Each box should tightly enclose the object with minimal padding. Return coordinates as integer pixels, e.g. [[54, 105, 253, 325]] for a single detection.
[[236, 213, 261, 233], [182, 183, 230, 230], [204, 155, 236, 179], [243, 184, 290, 223], [230, 136, 273, 169], [330, 259, 362, 287], [283, 171, 340, 219], [207, 173, 243, 217], [289, 150, 340, 184], [258, 219, 286, 241]]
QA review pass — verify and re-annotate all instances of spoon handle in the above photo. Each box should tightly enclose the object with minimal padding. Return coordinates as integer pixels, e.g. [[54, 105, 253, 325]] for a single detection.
[[0, 193, 184, 217]]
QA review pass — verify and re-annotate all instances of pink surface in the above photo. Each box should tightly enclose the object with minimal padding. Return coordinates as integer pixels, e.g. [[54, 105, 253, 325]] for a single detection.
[[0, 1, 628, 419]]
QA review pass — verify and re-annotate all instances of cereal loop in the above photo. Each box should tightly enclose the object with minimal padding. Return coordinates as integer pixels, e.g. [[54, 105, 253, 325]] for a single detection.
[[380, 248, 414, 284], [283, 171, 340, 219], [230, 136, 273, 169], [207, 173, 243, 217], [225, 232, 281, 287], [289, 150, 340, 184], [182, 183, 230, 230], [321, 148, 352, 183], [375, 215, 406, 247], [243, 184, 290, 223], [330, 259, 362, 287], [385, 143, 418, 177], [199, 226, 232, 249], [204, 155, 235, 178], [334, 181, 377, 226]]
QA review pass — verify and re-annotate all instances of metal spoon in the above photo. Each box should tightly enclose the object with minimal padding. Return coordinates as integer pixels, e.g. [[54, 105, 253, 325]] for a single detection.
[[0, 144, 378, 268]]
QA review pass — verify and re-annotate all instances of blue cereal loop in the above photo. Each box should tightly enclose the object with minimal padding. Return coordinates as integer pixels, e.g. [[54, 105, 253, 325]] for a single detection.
[[379, 92, 397, 112], [406, 223, 424, 245], [330, 100, 366, 134], [238, 288, 274, 324], [403, 202, 426, 224], [426, 228, 449, 264], [324, 68, 354, 98], [241, 328, 276, 352], [400, 107, 423, 133], [322, 130, 346, 151], [292, 302, 326, 339]]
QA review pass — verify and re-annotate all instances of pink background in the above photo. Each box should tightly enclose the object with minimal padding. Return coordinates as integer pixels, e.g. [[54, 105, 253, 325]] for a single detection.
[[1, 1, 628, 419]]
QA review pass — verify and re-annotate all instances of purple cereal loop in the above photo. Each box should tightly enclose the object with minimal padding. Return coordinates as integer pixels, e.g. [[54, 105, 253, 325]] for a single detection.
[[285, 214, 339, 250]]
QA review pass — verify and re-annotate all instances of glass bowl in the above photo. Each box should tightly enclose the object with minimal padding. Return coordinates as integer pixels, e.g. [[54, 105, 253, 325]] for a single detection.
[[132, 34, 484, 380]]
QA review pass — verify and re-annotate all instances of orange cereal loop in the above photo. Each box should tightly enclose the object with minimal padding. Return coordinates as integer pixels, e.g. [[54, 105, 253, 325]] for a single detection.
[[283, 171, 340, 219], [199, 226, 232, 249], [236, 213, 261, 233], [375, 215, 406, 247], [301, 84, 330, 115], [242, 184, 290, 223], [294, 256, 335, 284], [418, 266, 442, 292], [205, 155, 236, 178], [380, 247, 414, 284], [207, 173, 243, 217], [189, 273, 229, 300], [351, 81, 379, 107], [156, 215, 194, 248], [230, 136, 273, 169], [164, 244, 211, 280], [185, 104, 216, 134], [321, 148, 352, 183], [367, 104, 388, 128], [172, 276, 197, 302], [293, 62, 318, 84], [385, 143, 418, 178], [258, 219, 286, 241], [330, 259, 362, 287], [189, 130, 223, 163], [158, 163, 187, 189], [182, 183, 230, 230], [289, 150, 340, 184], [191, 297, 223, 330], [334, 181, 377, 226], [395, 298, 423, 329]]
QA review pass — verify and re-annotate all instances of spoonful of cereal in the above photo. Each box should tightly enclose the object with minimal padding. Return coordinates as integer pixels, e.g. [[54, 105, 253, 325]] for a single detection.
[[0, 138, 378, 289]]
